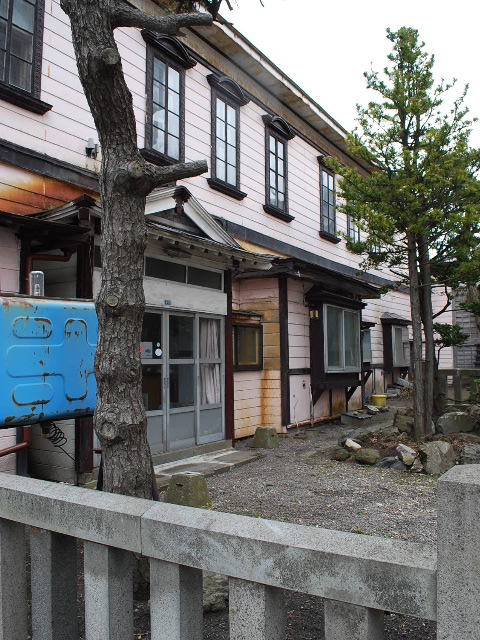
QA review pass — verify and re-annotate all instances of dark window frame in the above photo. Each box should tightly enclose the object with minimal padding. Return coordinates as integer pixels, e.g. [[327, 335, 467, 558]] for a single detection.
[[324, 303, 361, 373], [0, 0, 51, 114], [207, 74, 248, 201], [347, 215, 361, 243], [318, 157, 339, 243], [233, 323, 263, 371], [141, 31, 196, 167], [262, 114, 295, 223]]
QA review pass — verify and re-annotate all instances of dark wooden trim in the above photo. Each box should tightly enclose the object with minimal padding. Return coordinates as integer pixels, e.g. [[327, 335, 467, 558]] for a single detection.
[[15, 427, 27, 476], [0, 84, 52, 114], [144, 40, 186, 163], [209, 82, 242, 191], [0, 139, 99, 191], [75, 416, 94, 474], [262, 115, 295, 140], [263, 203, 294, 223], [141, 32, 197, 69], [278, 277, 290, 427], [288, 368, 311, 376], [207, 73, 249, 106], [19, 237, 30, 294], [76, 236, 94, 299], [207, 178, 247, 200], [319, 230, 341, 244], [140, 147, 178, 168], [224, 270, 235, 443]]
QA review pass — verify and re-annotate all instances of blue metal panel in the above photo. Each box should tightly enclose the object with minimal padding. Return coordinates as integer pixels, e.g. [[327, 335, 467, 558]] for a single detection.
[[0, 295, 98, 427]]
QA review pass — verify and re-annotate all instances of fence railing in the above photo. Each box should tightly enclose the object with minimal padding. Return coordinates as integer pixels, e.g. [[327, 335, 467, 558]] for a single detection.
[[0, 466, 478, 639]]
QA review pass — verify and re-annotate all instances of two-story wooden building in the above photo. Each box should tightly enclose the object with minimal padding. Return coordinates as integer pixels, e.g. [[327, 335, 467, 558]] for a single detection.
[[0, 0, 453, 482]]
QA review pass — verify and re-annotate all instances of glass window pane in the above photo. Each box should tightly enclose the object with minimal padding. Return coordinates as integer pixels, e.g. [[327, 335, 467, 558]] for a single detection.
[[0, 50, 4, 81], [277, 158, 284, 177], [200, 364, 221, 405], [153, 83, 165, 108], [153, 58, 165, 84], [269, 135, 275, 153], [0, 1, 9, 20], [0, 20, 6, 50], [344, 311, 359, 368], [226, 143, 236, 166], [188, 266, 222, 290], [168, 134, 179, 160], [169, 89, 179, 114], [216, 97, 225, 121], [9, 55, 31, 91], [200, 318, 221, 358], [393, 327, 404, 366], [216, 158, 226, 181], [269, 151, 276, 171], [169, 315, 194, 359], [168, 112, 179, 137], [277, 176, 284, 195], [168, 66, 179, 92], [216, 117, 225, 141], [226, 123, 236, 146], [277, 141, 284, 160], [277, 191, 285, 210], [11, 26, 33, 61], [153, 127, 165, 154], [142, 364, 163, 411], [236, 326, 261, 368], [145, 257, 185, 283], [12, 0, 35, 33], [362, 329, 372, 362], [327, 306, 342, 368], [153, 107, 165, 131], [141, 312, 163, 359], [329, 174, 334, 190], [269, 186, 277, 207], [217, 139, 226, 161], [269, 169, 276, 190], [226, 105, 236, 126], [227, 163, 236, 186], [170, 363, 194, 408]]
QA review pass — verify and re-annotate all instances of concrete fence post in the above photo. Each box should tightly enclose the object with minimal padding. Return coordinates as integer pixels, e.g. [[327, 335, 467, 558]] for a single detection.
[[84, 541, 133, 640], [229, 578, 285, 640], [324, 599, 384, 640], [150, 559, 203, 640], [437, 466, 480, 640], [31, 528, 78, 640], [0, 519, 27, 640]]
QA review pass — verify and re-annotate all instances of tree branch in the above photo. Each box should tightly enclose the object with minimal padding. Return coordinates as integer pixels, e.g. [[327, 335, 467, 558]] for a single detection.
[[126, 158, 208, 194], [113, 2, 213, 31]]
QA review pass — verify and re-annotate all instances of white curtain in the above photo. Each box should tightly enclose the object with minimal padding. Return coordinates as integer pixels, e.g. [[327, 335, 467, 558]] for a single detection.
[[200, 319, 221, 405]]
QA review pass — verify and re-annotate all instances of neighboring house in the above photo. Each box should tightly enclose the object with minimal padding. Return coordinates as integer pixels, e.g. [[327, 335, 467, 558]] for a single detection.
[[0, 0, 453, 481], [452, 289, 480, 368]]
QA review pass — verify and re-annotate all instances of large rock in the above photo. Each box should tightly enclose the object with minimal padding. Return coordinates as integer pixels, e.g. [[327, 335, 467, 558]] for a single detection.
[[461, 444, 480, 465], [436, 412, 476, 435], [345, 438, 362, 451], [418, 442, 455, 475], [394, 413, 414, 434], [331, 447, 350, 462], [396, 444, 417, 466], [355, 448, 379, 465], [251, 427, 280, 449]]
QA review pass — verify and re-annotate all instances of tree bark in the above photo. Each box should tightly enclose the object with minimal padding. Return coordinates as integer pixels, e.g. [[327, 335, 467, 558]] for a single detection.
[[417, 234, 435, 433], [407, 232, 425, 440], [60, 0, 212, 497]]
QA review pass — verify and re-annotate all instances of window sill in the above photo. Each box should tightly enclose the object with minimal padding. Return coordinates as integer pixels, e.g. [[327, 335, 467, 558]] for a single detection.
[[319, 230, 341, 244], [0, 83, 52, 115], [207, 178, 247, 201], [234, 366, 264, 372], [140, 147, 181, 167], [263, 203, 294, 223]]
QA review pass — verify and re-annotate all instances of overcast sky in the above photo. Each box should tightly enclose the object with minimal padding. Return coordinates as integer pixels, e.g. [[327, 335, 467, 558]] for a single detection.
[[225, 0, 480, 146]]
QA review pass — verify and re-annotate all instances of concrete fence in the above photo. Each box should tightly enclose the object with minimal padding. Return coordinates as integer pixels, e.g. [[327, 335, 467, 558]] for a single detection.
[[0, 466, 478, 640]]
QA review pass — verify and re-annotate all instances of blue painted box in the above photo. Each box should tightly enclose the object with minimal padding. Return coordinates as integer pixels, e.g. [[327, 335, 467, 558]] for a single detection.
[[0, 295, 98, 427]]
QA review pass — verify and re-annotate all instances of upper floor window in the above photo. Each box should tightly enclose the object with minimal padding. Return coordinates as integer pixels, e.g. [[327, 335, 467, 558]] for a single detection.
[[0, 0, 51, 114], [262, 115, 295, 223], [207, 74, 249, 201], [141, 32, 196, 166], [319, 159, 338, 242], [347, 215, 361, 243]]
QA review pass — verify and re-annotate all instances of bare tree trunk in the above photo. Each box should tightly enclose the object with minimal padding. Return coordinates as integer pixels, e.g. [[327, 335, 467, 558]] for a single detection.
[[407, 232, 425, 440], [417, 234, 434, 433], [60, 0, 212, 497]]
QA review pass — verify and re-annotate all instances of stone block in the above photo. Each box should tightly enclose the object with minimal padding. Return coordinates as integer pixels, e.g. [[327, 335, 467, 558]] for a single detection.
[[0, 519, 27, 640], [229, 578, 285, 640], [164, 473, 212, 508], [418, 442, 455, 475], [251, 427, 280, 449], [324, 600, 384, 640], [437, 412, 476, 435]]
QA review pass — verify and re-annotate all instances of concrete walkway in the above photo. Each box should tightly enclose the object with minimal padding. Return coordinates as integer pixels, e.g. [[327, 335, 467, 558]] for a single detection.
[[154, 448, 265, 490]]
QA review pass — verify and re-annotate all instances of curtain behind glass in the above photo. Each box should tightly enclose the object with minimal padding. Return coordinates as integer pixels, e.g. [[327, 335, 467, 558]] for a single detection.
[[200, 319, 221, 405]]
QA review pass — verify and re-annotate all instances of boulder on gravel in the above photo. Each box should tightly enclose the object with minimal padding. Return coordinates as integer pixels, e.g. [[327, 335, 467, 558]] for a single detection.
[[461, 444, 480, 465], [331, 447, 351, 462], [376, 456, 399, 469], [345, 438, 362, 451], [418, 442, 455, 475], [396, 444, 417, 467], [436, 412, 476, 435], [394, 413, 414, 434], [355, 448, 379, 465], [251, 427, 280, 449]]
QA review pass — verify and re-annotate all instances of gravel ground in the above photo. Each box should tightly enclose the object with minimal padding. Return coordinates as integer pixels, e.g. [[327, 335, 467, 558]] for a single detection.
[[200, 420, 438, 640]]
